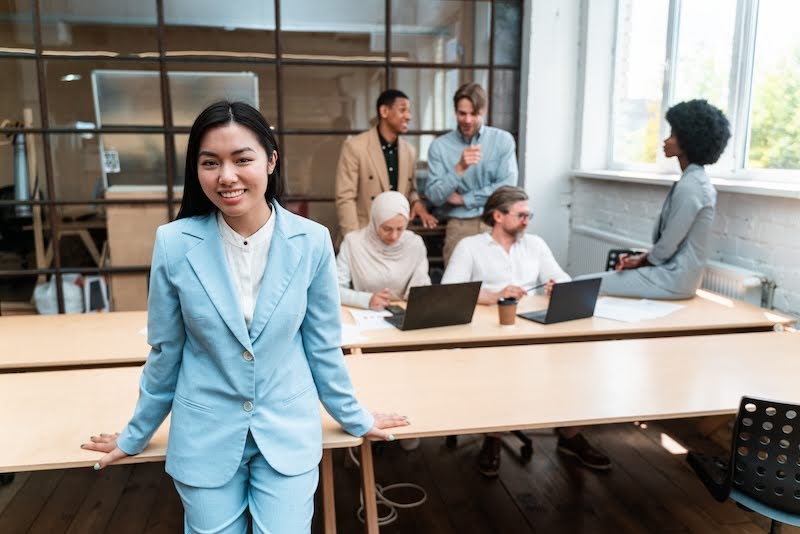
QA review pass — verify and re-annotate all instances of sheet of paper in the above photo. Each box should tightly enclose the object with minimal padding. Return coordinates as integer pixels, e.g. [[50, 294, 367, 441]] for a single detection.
[[594, 297, 685, 323], [593, 298, 643, 322], [636, 299, 685, 318], [138, 326, 147, 336], [348, 309, 394, 330], [341, 323, 368, 345]]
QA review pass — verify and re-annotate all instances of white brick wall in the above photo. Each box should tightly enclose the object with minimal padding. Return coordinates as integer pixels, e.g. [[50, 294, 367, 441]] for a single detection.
[[570, 177, 800, 317]]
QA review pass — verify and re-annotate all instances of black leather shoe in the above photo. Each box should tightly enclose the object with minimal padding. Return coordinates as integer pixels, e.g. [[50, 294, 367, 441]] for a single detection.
[[557, 433, 612, 470], [477, 436, 502, 477]]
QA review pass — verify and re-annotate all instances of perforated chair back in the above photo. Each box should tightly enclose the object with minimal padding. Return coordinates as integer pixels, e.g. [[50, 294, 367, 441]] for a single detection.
[[605, 249, 636, 271], [730, 396, 800, 519]]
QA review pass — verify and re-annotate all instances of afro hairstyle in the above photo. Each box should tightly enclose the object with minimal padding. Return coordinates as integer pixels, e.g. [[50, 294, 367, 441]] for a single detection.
[[665, 99, 731, 166]]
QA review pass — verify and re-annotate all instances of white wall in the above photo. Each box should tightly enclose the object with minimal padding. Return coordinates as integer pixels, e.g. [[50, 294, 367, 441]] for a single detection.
[[518, 0, 582, 264], [518, 1, 800, 316], [570, 178, 800, 316]]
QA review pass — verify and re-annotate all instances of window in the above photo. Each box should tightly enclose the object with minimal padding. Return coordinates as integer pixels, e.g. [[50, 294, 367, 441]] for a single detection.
[[611, 0, 669, 165], [671, 0, 735, 114], [747, 0, 800, 170], [610, 0, 800, 177], [0, 0, 522, 313]]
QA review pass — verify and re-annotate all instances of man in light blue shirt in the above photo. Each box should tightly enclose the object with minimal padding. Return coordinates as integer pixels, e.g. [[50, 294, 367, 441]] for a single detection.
[[425, 82, 519, 264]]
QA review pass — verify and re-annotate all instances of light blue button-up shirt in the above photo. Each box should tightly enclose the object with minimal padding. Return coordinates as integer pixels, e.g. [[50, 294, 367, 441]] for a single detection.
[[425, 125, 519, 219]]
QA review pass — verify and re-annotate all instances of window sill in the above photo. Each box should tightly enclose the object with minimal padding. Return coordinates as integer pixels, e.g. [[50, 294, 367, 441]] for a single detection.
[[573, 170, 800, 200]]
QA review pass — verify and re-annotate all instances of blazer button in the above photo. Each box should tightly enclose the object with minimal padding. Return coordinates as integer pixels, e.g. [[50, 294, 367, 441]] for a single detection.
[[242, 350, 253, 361], [243, 401, 254, 412]]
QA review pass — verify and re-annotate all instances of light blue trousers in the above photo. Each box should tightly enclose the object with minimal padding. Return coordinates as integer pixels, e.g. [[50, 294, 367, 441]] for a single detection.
[[173, 431, 319, 534]]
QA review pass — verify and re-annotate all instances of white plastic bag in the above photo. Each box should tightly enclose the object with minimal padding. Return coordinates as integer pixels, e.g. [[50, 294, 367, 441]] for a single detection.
[[33, 274, 84, 314]]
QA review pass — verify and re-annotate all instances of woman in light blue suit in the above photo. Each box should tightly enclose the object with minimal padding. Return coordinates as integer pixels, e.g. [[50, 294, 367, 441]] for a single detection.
[[83, 101, 408, 533]]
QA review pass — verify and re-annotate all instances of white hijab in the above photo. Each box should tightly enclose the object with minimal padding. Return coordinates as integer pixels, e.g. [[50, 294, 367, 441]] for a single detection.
[[345, 191, 429, 299]]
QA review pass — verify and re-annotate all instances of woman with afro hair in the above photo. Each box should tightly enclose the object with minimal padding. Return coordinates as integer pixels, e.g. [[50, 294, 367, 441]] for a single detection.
[[589, 99, 730, 299]]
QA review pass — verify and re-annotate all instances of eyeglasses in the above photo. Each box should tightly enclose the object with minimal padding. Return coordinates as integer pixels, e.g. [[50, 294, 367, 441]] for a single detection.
[[502, 211, 532, 221]]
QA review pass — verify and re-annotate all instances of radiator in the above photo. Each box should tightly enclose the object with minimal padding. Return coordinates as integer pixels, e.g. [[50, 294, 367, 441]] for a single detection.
[[567, 225, 773, 307]]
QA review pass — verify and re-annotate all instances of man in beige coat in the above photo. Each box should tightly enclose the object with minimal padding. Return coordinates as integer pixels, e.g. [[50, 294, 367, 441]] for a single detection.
[[335, 89, 437, 237]]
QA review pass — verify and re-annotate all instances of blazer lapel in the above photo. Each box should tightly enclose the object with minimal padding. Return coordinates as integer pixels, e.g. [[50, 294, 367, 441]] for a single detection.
[[185, 214, 252, 350], [366, 127, 390, 192], [248, 203, 303, 343], [654, 182, 678, 242]]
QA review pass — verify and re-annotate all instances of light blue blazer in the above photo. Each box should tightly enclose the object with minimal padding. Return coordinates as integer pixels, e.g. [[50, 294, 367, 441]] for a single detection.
[[116, 201, 374, 488]]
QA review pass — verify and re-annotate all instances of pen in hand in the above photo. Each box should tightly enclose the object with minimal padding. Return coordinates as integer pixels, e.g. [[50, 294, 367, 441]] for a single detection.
[[522, 282, 547, 294]]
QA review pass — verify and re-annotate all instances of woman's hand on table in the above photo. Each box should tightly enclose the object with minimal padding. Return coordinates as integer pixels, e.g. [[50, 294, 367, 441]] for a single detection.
[[80, 432, 129, 470], [369, 288, 392, 310], [364, 412, 410, 441]]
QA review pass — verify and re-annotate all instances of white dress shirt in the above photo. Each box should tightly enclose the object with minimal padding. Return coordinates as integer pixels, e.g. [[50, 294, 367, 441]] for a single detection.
[[217, 210, 275, 329], [441, 231, 570, 292]]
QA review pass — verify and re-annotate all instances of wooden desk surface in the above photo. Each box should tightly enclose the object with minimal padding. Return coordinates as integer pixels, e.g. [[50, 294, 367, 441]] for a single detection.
[[341, 290, 794, 351], [0, 311, 150, 370], [0, 366, 360, 473], [347, 331, 800, 438], [2, 331, 797, 483], [2, 291, 792, 371]]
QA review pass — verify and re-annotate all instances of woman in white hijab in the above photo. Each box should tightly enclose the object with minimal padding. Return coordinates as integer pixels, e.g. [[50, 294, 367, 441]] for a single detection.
[[337, 191, 430, 310]]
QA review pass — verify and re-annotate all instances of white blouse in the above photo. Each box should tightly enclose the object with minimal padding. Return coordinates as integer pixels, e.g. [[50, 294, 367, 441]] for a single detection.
[[217, 210, 275, 329], [336, 233, 431, 310], [336, 236, 373, 309]]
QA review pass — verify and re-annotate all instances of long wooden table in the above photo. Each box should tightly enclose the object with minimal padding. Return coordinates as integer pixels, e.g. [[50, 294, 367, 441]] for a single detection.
[[348, 331, 800, 438], [0, 366, 360, 534], [1, 295, 794, 532], [0, 311, 149, 370], [346, 331, 800, 532], [342, 289, 793, 352], [0, 367, 359, 472], [3, 332, 798, 532], [3, 291, 791, 371]]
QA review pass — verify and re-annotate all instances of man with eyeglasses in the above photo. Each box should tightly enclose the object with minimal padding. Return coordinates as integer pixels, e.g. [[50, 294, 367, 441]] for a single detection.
[[425, 83, 519, 265], [442, 186, 567, 305], [442, 186, 612, 477]]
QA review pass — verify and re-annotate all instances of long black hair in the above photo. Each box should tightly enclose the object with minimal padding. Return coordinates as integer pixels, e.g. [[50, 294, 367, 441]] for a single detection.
[[177, 101, 284, 219]]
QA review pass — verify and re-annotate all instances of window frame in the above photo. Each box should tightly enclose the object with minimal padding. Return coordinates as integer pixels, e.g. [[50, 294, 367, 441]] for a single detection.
[[607, 0, 800, 182], [0, 0, 524, 313]]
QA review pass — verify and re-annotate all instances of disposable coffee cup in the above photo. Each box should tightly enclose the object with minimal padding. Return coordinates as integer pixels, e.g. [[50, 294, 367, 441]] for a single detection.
[[497, 297, 518, 325]]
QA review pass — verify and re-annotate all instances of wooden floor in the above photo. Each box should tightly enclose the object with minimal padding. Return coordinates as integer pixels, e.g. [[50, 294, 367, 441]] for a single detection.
[[1, 421, 797, 533]]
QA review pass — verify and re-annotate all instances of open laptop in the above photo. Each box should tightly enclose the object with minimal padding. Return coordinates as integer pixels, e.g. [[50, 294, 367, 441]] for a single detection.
[[517, 278, 602, 324], [384, 281, 482, 330]]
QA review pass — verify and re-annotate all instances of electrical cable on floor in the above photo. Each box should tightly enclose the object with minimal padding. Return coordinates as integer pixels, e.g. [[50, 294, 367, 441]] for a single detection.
[[348, 446, 428, 526]]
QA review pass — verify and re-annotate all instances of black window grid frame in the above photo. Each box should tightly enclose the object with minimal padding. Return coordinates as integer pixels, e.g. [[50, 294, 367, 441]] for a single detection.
[[0, 0, 523, 312]]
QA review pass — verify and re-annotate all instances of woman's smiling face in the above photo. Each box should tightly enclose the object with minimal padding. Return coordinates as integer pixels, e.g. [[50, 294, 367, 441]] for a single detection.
[[197, 122, 277, 223]]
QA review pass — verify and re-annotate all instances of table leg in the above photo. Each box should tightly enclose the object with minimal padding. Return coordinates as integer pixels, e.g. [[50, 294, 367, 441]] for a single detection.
[[77, 230, 103, 266], [321, 450, 337, 534], [359, 441, 379, 534]]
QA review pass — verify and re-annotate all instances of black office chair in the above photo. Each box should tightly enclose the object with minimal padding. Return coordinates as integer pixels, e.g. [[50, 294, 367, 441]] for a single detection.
[[686, 396, 800, 534], [605, 248, 637, 271]]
